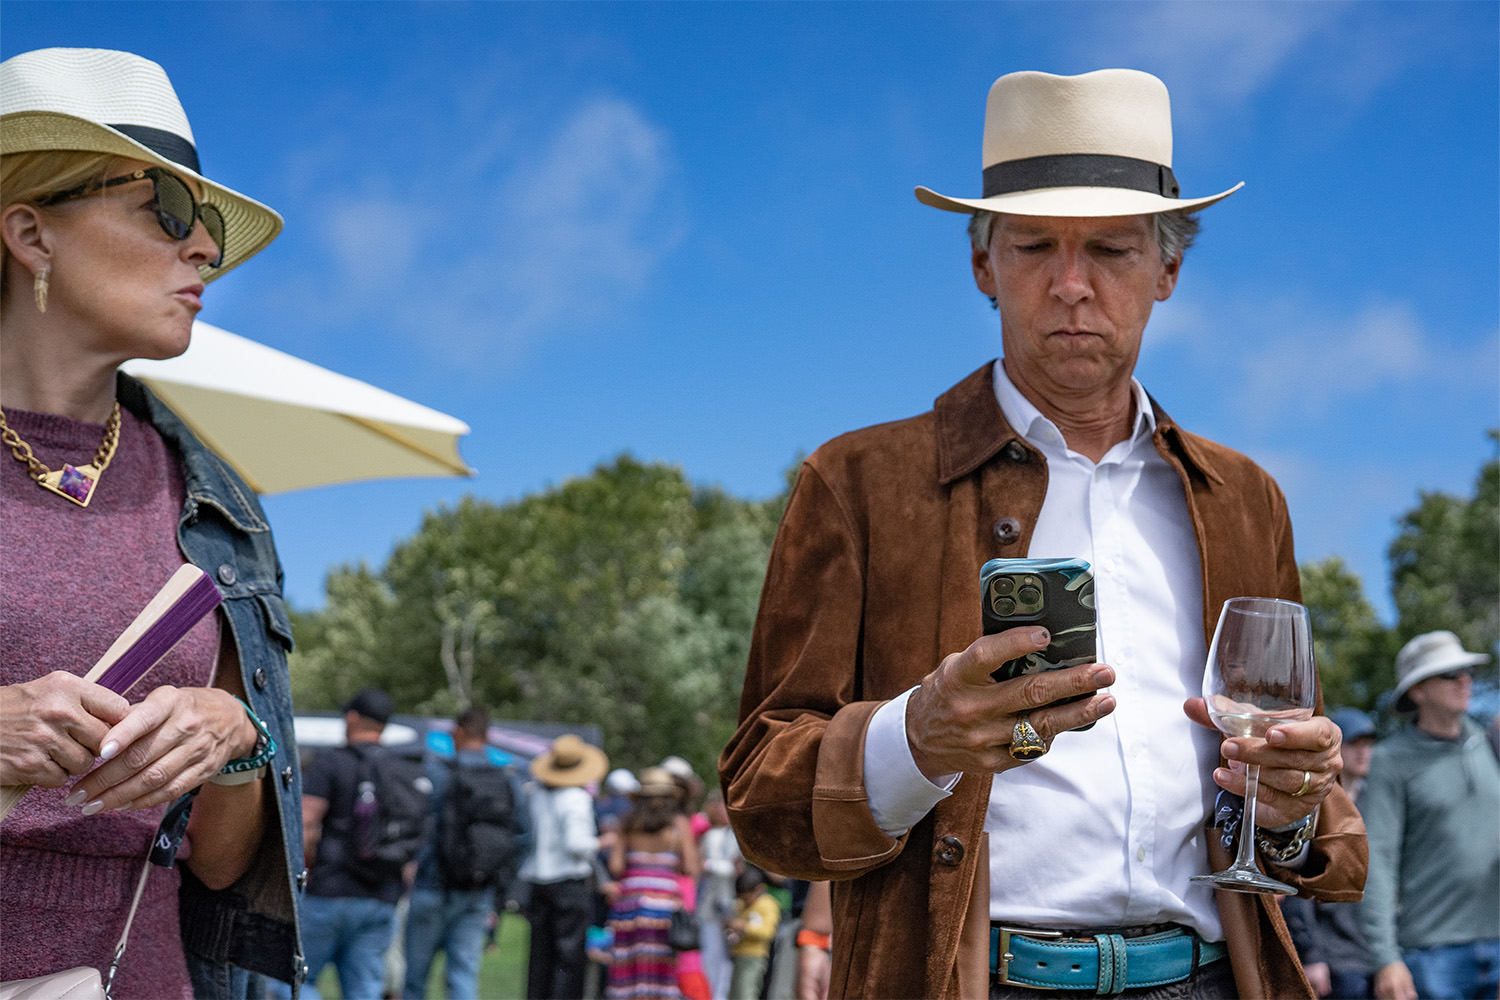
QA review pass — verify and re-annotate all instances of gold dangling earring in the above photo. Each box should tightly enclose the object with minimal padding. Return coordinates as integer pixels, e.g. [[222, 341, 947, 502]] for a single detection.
[[33, 266, 50, 314]]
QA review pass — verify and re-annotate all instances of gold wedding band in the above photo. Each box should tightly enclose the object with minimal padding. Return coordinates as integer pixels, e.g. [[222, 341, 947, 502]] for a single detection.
[[1292, 769, 1312, 797], [1010, 716, 1047, 762]]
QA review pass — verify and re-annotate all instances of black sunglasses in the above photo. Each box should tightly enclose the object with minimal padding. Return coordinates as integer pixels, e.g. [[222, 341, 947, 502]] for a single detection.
[[42, 167, 225, 268], [1434, 669, 1473, 682]]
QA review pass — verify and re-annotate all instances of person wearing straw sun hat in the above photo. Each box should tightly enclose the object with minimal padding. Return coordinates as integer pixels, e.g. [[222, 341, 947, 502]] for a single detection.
[[721, 68, 1366, 1000], [0, 47, 301, 999], [522, 735, 609, 999], [1358, 631, 1498, 1000]]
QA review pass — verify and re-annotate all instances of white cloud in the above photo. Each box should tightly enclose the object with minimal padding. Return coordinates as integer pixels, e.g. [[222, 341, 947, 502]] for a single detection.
[[268, 91, 683, 373], [1149, 289, 1498, 427], [322, 195, 439, 294], [1067, 1, 1430, 122], [497, 95, 683, 341]]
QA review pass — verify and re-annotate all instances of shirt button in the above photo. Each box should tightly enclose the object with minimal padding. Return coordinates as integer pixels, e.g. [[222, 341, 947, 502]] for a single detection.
[[281, 766, 295, 788], [217, 563, 237, 586], [1136, 846, 1146, 862], [935, 836, 965, 867], [296, 868, 309, 891], [994, 518, 1022, 545], [253, 668, 268, 690], [1003, 441, 1028, 463]]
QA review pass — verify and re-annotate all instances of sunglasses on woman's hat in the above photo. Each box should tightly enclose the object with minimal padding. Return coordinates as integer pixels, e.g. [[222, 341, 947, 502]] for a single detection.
[[41, 167, 225, 268]]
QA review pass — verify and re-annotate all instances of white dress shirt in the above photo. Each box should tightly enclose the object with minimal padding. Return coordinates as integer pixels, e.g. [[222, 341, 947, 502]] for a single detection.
[[863, 360, 1224, 938]]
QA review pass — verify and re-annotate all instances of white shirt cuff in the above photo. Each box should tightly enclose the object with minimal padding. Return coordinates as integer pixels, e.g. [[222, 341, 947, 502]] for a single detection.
[[863, 687, 961, 837]]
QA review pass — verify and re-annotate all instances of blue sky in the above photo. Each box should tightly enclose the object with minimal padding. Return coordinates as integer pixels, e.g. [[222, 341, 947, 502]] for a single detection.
[[5, 1, 1496, 619]]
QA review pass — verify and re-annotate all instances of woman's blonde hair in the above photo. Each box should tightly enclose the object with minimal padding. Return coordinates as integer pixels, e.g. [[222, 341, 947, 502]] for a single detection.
[[0, 150, 116, 303]]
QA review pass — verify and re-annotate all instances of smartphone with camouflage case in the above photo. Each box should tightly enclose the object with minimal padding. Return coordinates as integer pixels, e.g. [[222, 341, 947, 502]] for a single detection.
[[981, 557, 1098, 727]]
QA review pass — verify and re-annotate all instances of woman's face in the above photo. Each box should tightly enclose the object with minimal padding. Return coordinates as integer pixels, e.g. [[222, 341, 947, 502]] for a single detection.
[[41, 158, 219, 362]]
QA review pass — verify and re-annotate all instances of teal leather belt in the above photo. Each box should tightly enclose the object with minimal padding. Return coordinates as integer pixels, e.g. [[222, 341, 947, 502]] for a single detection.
[[990, 924, 1228, 994]]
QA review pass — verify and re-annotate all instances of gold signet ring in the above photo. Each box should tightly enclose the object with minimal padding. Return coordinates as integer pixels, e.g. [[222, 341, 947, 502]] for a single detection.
[[1010, 716, 1047, 762], [1292, 770, 1313, 797]]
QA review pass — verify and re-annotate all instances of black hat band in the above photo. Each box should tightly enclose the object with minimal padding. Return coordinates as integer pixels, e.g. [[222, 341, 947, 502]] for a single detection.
[[108, 123, 201, 174], [982, 153, 1179, 199]]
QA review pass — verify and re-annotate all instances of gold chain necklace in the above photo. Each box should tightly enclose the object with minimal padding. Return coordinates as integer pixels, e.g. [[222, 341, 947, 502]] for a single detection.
[[0, 401, 121, 507]]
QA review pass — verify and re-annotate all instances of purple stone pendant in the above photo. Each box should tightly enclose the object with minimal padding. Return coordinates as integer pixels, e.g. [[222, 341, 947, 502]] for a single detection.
[[40, 463, 100, 507]]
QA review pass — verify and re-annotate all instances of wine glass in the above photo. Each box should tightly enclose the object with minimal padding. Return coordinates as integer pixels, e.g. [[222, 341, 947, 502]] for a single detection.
[[1190, 597, 1317, 894]]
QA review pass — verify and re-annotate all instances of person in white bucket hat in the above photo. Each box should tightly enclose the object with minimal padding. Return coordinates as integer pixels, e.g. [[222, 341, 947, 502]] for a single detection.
[[722, 68, 1365, 1000], [1359, 631, 1498, 1000], [0, 48, 301, 999]]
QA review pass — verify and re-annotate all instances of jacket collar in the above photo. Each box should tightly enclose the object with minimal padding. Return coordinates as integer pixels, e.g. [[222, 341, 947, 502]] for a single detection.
[[933, 361, 1223, 487], [116, 371, 270, 532]]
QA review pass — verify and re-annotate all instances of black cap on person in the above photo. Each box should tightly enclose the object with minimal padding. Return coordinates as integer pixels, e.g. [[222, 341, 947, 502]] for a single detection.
[[343, 687, 392, 725]]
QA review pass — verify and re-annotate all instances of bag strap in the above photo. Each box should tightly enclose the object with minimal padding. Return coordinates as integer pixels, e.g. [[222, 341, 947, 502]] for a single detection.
[[103, 855, 153, 1000]]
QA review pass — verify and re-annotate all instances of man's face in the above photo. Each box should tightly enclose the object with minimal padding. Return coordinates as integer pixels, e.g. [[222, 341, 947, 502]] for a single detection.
[[1409, 669, 1474, 718], [973, 214, 1180, 402]]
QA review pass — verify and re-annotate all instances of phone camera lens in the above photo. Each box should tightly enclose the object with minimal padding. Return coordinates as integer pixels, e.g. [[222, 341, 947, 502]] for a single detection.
[[1018, 585, 1041, 605], [994, 577, 1014, 596], [994, 597, 1016, 616]]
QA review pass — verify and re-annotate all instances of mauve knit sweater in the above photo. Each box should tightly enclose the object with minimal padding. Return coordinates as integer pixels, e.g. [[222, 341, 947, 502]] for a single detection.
[[1, 404, 218, 999]]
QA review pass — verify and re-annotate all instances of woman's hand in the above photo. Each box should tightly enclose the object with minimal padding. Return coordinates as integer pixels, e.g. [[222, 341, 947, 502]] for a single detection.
[[63, 685, 258, 813], [0, 673, 130, 787]]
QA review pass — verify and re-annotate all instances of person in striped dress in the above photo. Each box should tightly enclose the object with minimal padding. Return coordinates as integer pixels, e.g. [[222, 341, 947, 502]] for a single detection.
[[607, 767, 702, 1000]]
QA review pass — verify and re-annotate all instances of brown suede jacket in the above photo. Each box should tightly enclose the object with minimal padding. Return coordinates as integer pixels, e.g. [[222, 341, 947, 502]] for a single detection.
[[720, 363, 1367, 999]]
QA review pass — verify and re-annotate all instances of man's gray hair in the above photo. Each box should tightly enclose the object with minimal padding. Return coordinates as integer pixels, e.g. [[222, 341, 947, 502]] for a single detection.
[[966, 208, 1201, 266]]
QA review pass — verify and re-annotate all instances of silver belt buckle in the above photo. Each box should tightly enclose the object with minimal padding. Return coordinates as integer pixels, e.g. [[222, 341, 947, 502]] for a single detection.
[[995, 926, 1065, 989]]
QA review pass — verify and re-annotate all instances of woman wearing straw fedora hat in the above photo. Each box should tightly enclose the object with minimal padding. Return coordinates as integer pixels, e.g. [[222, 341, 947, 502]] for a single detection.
[[722, 68, 1366, 1000], [0, 48, 300, 998], [522, 734, 610, 999]]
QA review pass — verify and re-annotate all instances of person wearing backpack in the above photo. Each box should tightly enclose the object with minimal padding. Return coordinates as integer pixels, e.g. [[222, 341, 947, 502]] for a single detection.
[[402, 707, 523, 1000], [301, 688, 433, 1000]]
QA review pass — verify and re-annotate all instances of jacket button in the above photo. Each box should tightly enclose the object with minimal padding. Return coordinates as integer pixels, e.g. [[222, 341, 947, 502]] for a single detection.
[[296, 868, 309, 892], [217, 564, 237, 586], [1003, 441, 1028, 463], [281, 766, 295, 788], [936, 836, 965, 866], [295, 962, 308, 984], [994, 518, 1022, 545], [253, 668, 268, 690]]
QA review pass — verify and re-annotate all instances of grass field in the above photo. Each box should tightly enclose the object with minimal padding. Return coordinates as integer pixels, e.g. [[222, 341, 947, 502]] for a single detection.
[[313, 912, 531, 999]]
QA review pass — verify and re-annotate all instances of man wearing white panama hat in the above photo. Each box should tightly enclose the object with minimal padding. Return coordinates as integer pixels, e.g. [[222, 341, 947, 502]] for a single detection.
[[722, 69, 1366, 999], [1358, 631, 1498, 1000]]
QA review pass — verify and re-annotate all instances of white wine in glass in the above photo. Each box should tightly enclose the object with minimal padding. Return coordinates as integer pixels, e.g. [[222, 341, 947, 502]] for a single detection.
[[1191, 596, 1317, 895]]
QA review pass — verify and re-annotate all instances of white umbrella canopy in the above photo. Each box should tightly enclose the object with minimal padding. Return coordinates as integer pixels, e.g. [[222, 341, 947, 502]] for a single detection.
[[121, 321, 472, 494]]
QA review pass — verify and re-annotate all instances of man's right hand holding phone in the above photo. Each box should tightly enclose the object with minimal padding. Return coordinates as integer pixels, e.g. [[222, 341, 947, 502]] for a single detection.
[[905, 626, 1116, 782]]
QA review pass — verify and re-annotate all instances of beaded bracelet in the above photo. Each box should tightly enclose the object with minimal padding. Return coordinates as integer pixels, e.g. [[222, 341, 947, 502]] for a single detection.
[[208, 696, 276, 786]]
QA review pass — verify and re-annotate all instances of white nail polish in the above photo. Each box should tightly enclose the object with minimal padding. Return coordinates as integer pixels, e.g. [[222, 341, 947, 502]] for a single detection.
[[81, 800, 105, 816], [99, 741, 119, 760], [113, 801, 133, 812], [64, 789, 87, 807]]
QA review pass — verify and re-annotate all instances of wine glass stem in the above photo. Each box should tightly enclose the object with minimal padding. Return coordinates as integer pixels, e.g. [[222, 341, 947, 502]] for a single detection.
[[1236, 764, 1263, 870]]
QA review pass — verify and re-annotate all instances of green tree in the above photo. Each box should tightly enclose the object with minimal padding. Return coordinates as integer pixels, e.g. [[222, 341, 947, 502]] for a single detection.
[[1299, 556, 1396, 710], [288, 454, 792, 778], [1301, 431, 1498, 711], [1388, 430, 1499, 654]]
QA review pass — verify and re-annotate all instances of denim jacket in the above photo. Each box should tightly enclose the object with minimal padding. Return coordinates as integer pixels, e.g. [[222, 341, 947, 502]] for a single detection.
[[117, 374, 306, 996]]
